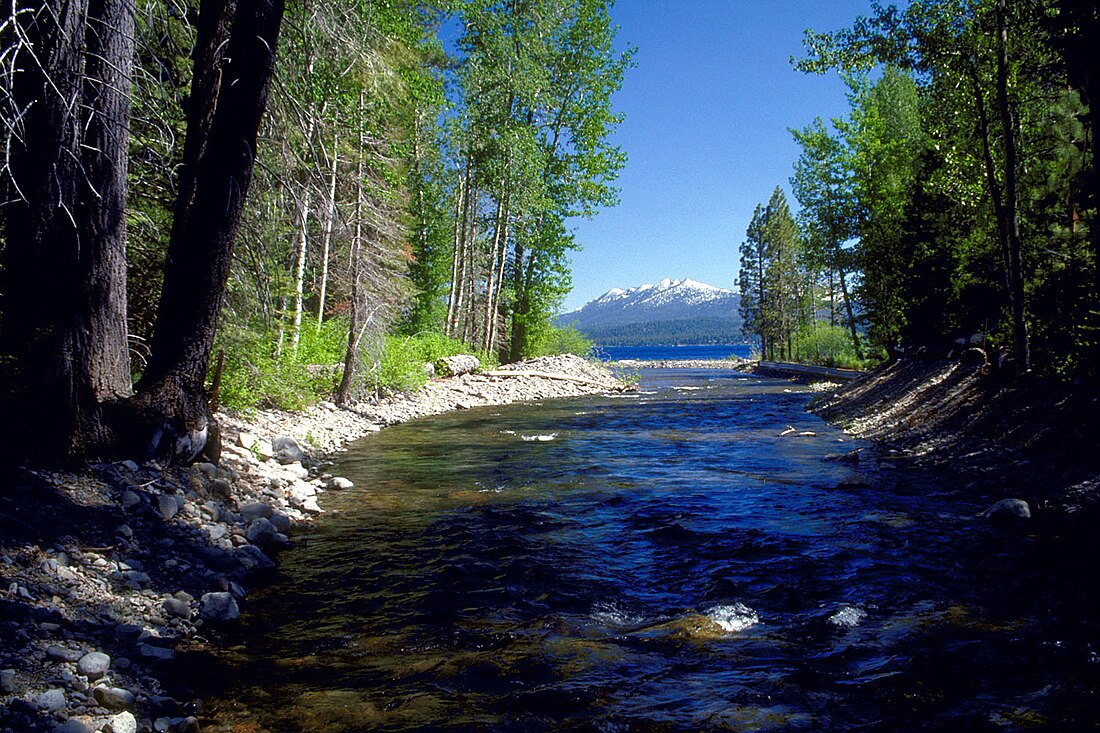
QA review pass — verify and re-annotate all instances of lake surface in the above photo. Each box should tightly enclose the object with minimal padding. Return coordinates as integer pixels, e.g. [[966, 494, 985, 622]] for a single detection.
[[595, 344, 752, 362], [193, 368, 1100, 732]]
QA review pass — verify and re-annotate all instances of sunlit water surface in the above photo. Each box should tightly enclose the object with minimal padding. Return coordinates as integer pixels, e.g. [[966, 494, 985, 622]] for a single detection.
[[191, 369, 1100, 732]]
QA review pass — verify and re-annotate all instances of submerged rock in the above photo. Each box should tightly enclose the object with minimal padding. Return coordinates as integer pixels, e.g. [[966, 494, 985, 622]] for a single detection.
[[200, 592, 239, 622], [983, 498, 1031, 522]]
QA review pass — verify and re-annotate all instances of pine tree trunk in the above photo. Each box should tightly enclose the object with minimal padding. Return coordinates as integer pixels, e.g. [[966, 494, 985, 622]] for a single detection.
[[0, 0, 135, 461], [136, 0, 285, 462]]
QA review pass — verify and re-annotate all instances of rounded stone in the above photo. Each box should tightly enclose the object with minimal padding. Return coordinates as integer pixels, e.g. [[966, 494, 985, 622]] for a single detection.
[[984, 497, 1031, 522], [92, 685, 135, 710], [200, 592, 239, 622], [106, 711, 137, 733], [76, 651, 110, 680], [36, 687, 66, 712], [162, 597, 192, 620]]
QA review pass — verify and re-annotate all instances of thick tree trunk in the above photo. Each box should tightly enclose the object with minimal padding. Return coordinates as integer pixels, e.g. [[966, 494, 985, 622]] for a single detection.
[[0, 0, 134, 461], [135, 0, 285, 462]]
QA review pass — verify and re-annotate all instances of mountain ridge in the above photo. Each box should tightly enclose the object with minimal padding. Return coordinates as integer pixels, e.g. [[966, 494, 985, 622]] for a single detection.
[[558, 278, 744, 346]]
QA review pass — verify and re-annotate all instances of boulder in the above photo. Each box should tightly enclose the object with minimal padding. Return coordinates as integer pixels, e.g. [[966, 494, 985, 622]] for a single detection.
[[983, 498, 1031, 522], [237, 432, 274, 461], [162, 597, 192, 620], [329, 476, 354, 490], [245, 517, 279, 546], [235, 545, 276, 571], [93, 685, 135, 710], [36, 688, 66, 713], [239, 502, 273, 521], [200, 592, 239, 622], [272, 436, 308, 465], [435, 354, 480, 377], [105, 711, 138, 733]]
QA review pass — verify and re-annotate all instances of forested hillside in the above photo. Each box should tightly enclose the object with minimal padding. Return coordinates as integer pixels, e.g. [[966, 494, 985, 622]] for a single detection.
[[738, 0, 1097, 375], [0, 0, 630, 463]]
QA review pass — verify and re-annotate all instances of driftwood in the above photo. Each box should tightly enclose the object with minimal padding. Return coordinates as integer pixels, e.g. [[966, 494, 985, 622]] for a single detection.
[[482, 369, 631, 392]]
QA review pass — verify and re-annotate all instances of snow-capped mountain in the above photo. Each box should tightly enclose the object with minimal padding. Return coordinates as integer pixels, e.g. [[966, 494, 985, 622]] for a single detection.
[[557, 278, 743, 346]]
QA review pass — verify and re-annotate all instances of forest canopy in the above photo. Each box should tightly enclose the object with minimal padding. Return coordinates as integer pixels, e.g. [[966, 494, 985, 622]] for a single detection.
[[738, 0, 1097, 376], [0, 0, 631, 462]]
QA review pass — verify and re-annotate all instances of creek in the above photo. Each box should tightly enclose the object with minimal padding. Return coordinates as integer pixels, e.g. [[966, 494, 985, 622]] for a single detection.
[[190, 368, 1100, 731]]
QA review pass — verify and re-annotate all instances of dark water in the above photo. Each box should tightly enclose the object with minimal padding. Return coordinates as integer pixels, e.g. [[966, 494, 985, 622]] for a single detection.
[[596, 344, 752, 362], [194, 369, 1100, 732]]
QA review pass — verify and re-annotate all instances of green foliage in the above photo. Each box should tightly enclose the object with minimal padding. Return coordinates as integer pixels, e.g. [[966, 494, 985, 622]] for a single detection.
[[375, 332, 496, 395], [215, 319, 348, 412], [792, 323, 868, 370], [525, 325, 595, 359]]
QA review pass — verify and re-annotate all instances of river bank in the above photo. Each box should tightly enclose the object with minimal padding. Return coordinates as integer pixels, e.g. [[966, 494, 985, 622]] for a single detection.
[[0, 355, 627, 733], [812, 357, 1100, 520]]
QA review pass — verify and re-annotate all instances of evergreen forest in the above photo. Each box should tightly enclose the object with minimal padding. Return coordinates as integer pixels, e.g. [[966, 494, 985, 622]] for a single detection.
[[0, 0, 630, 463], [739, 0, 1097, 374]]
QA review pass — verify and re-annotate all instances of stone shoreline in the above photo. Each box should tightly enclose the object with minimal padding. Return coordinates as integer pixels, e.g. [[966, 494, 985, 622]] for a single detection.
[[0, 355, 628, 733]]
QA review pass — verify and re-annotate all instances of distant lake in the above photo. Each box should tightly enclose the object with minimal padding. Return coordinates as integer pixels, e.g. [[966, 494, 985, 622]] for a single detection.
[[593, 344, 753, 361]]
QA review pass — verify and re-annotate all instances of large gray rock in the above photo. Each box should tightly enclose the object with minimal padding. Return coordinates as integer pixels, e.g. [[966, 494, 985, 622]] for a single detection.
[[158, 494, 180, 520], [76, 651, 110, 680], [200, 592, 239, 622], [435, 354, 480, 377], [239, 501, 273, 521], [162, 597, 192, 620], [245, 517, 276, 544], [272, 436, 308, 465], [0, 668, 15, 693], [36, 688, 66, 712], [46, 645, 83, 662], [105, 711, 138, 733], [92, 685, 135, 710], [983, 498, 1031, 522], [236, 544, 276, 571]]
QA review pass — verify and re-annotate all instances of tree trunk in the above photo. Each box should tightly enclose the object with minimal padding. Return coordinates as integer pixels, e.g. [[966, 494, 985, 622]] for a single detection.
[[338, 93, 367, 406], [0, 0, 135, 461], [445, 164, 468, 337], [290, 185, 313, 355], [317, 133, 339, 329], [837, 266, 862, 360], [135, 0, 285, 462], [996, 1, 1030, 373]]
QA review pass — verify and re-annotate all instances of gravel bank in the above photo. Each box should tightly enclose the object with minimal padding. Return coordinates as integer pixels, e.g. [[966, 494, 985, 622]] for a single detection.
[[0, 355, 627, 733]]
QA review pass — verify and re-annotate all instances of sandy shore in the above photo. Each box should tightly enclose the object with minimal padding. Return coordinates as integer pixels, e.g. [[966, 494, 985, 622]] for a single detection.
[[0, 355, 628, 733]]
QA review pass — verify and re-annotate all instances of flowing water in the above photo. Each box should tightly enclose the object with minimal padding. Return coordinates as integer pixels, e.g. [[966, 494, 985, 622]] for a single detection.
[[192, 369, 1100, 732]]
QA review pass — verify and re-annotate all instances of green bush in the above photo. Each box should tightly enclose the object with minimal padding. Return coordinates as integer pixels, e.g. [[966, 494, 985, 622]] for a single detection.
[[792, 324, 868, 369], [375, 332, 495, 395], [213, 318, 348, 412], [525, 324, 595, 359]]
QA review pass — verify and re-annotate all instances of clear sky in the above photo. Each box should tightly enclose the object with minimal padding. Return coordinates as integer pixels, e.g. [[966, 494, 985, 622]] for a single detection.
[[562, 0, 875, 312]]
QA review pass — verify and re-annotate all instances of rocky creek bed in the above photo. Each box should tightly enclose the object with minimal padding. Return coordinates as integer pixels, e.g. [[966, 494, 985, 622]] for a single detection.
[[0, 355, 628, 733]]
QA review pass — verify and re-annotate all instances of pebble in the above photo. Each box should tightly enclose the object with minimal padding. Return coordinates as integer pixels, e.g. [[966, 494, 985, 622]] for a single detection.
[[76, 651, 110, 680]]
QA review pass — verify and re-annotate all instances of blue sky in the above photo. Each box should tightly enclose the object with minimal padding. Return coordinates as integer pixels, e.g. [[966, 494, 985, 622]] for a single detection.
[[562, 0, 876, 311]]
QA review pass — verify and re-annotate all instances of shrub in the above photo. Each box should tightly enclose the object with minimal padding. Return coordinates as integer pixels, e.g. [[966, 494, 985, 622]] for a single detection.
[[792, 324, 867, 369], [525, 325, 595, 359], [374, 332, 495, 395]]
